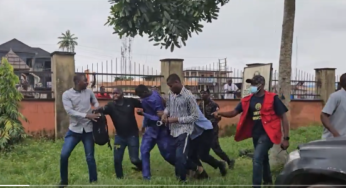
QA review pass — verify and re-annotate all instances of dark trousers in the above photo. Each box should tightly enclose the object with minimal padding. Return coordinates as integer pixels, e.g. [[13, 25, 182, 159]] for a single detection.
[[211, 123, 232, 164], [171, 133, 190, 181], [113, 135, 142, 178], [252, 134, 273, 188], [141, 127, 175, 179], [186, 129, 221, 170], [60, 130, 97, 184]]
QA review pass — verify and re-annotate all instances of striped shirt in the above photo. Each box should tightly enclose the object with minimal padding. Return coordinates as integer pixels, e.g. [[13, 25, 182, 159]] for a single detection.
[[164, 87, 199, 137]]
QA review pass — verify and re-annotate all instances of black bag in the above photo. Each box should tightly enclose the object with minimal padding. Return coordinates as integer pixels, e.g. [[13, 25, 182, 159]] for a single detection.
[[92, 112, 112, 150]]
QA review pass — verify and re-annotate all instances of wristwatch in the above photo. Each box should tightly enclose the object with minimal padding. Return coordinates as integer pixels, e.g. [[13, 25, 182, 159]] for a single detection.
[[283, 137, 290, 141]]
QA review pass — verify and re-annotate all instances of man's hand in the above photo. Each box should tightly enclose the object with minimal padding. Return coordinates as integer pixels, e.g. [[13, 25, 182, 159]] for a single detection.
[[136, 109, 144, 116], [167, 117, 178, 124], [280, 140, 289, 150], [86, 113, 100, 122], [333, 132, 341, 137], [160, 113, 167, 122], [211, 111, 221, 119]]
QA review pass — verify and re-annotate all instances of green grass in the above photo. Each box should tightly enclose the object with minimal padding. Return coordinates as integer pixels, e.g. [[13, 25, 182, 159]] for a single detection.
[[0, 126, 323, 187]]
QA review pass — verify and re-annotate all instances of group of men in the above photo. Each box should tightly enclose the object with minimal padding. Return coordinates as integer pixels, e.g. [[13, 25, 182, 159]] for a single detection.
[[59, 72, 290, 188]]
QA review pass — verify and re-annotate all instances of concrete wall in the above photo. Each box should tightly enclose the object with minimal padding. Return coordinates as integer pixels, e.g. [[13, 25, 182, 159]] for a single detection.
[[21, 99, 323, 138]]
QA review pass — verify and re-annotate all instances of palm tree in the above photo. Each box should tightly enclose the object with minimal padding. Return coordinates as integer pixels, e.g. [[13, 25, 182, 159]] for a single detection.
[[57, 30, 78, 52], [269, 0, 296, 166]]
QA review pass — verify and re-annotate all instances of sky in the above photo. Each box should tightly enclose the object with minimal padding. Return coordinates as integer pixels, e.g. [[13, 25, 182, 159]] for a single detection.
[[1, 0, 346, 78]]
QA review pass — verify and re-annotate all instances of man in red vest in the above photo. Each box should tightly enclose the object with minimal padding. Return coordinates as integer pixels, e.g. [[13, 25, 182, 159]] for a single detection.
[[213, 75, 289, 188]]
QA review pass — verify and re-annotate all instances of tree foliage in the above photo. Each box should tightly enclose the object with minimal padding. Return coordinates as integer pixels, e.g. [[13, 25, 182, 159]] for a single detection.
[[105, 0, 229, 52], [0, 58, 27, 151], [57, 30, 78, 52]]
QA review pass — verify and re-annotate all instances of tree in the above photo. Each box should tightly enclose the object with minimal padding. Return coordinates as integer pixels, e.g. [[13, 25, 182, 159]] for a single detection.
[[57, 30, 78, 52], [0, 58, 27, 151], [105, 0, 229, 52], [269, 0, 296, 166]]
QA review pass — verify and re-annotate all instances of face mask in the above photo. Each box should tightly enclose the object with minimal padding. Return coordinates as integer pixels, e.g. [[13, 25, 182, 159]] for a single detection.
[[250, 86, 259, 94]]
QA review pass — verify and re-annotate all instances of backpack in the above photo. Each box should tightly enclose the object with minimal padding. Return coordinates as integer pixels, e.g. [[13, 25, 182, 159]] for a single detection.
[[91, 112, 112, 150]]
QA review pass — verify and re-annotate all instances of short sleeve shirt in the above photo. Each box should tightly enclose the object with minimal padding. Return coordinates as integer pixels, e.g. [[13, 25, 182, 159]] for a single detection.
[[321, 88, 346, 139]]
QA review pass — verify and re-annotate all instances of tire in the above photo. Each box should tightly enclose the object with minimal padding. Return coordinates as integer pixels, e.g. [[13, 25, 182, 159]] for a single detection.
[[307, 182, 344, 188]]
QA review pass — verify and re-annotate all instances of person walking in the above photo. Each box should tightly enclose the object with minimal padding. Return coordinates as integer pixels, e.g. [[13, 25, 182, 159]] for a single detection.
[[59, 74, 100, 188], [135, 84, 175, 180], [321, 73, 346, 138], [200, 89, 235, 169], [160, 73, 199, 182], [97, 87, 142, 179], [213, 75, 290, 188]]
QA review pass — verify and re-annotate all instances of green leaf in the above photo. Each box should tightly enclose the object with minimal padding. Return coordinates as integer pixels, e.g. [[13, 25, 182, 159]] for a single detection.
[[163, 11, 171, 20]]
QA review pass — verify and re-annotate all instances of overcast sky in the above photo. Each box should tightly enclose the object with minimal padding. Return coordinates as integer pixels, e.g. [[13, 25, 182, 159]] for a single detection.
[[1, 0, 346, 77]]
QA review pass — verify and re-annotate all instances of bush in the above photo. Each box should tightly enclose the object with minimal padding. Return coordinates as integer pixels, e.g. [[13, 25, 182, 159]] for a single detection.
[[0, 57, 27, 151]]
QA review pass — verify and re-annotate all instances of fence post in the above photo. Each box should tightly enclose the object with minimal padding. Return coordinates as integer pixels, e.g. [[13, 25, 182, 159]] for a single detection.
[[51, 51, 76, 139], [160, 58, 184, 94], [315, 68, 336, 105]]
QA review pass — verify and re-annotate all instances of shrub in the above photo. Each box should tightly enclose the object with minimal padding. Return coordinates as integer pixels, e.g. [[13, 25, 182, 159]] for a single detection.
[[0, 57, 27, 151]]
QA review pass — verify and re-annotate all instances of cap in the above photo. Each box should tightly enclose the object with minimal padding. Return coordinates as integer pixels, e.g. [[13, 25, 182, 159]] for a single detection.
[[246, 75, 265, 85]]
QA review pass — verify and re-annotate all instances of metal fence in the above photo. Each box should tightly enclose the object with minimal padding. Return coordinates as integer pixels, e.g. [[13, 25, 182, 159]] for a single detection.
[[12, 56, 342, 100], [75, 59, 163, 98], [184, 63, 323, 100]]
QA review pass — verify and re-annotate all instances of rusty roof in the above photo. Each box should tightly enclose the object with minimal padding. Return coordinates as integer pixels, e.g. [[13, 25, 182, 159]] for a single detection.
[[2, 49, 30, 70]]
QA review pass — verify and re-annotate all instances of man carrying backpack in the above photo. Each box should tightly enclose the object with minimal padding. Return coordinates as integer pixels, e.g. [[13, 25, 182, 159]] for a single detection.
[[96, 87, 142, 179], [135, 85, 175, 180], [59, 74, 100, 188]]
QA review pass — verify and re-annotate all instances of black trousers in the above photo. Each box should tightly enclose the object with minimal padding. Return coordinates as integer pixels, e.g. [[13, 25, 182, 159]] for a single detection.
[[186, 129, 221, 170], [211, 123, 232, 164]]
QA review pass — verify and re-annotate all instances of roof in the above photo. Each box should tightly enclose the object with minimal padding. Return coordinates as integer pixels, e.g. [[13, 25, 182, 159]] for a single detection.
[[2, 49, 30, 70], [100, 79, 198, 87], [32, 47, 50, 58], [0, 39, 50, 58]]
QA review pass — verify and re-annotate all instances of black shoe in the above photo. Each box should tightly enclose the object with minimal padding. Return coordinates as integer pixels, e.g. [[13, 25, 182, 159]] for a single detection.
[[218, 161, 227, 176], [196, 170, 209, 179], [263, 181, 273, 188], [131, 167, 142, 171], [227, 160, 235, 169], [58, 182, 67, 188]]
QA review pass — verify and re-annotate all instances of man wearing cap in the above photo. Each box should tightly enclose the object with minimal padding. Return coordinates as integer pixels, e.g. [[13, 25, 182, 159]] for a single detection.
[[212, 75, 290, 188]]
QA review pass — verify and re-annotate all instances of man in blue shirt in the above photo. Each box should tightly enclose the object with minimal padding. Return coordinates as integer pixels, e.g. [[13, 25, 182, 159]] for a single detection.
[[185, 103, 228, 179], [135, 85, 175, 180]]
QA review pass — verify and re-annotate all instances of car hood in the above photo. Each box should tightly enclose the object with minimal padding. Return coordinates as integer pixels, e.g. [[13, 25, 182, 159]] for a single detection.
[[298, 137, 346, 158]]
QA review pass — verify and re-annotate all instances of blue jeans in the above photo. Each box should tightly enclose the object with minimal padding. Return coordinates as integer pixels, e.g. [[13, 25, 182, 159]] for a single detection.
[[171, 133, 190, 182], [252, 134, 273, 188], [60, 130, 97, 184], [113, 135, 142, 178]]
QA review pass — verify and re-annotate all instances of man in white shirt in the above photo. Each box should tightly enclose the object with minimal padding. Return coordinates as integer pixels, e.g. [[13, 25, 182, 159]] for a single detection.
[[223, 79, 239, 99]]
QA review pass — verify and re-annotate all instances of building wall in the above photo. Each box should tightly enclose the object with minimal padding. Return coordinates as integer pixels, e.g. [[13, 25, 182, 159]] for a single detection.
[[20, 99, 323, 138]]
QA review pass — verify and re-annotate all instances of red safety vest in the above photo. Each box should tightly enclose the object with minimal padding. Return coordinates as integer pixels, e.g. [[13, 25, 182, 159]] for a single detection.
[[234, 91, 282, 144]]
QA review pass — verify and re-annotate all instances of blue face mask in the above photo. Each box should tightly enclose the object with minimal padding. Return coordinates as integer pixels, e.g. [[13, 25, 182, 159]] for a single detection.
[[250, 86, 259, 94]]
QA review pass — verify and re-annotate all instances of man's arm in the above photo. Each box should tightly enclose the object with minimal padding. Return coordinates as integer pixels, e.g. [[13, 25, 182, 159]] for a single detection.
[[130, 98, 143, 108], [163, 93, 170, 116], [218, 102, 242, 118], [320, 93, 340, 137], [177, 95, 199, 124], [62, 92, 87, 118], [90, 89, 99, 108], [273, 96, 289, 137], [142, 98, 162, 121]]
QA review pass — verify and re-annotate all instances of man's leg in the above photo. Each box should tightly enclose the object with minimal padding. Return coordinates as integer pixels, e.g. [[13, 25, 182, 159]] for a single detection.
[[157, 127, 175, 166], [60, 130, 81, 186], [211, 125, 235, 169], [140, 133, 156, 180], [113, 135, 127, 179], [197, 129, 227, 176], [252, 134, 273, 188], [174, 133, 190, 182], [127, 135, 142, 170], [81, 130, 97, 183], [186, 138, 209, 179], [262, 148, 273, 185]]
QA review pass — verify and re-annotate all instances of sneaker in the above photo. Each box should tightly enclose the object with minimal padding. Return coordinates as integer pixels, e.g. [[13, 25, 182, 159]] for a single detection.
[[228, 160, 235, 169], [218, 161, 227, 176]]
